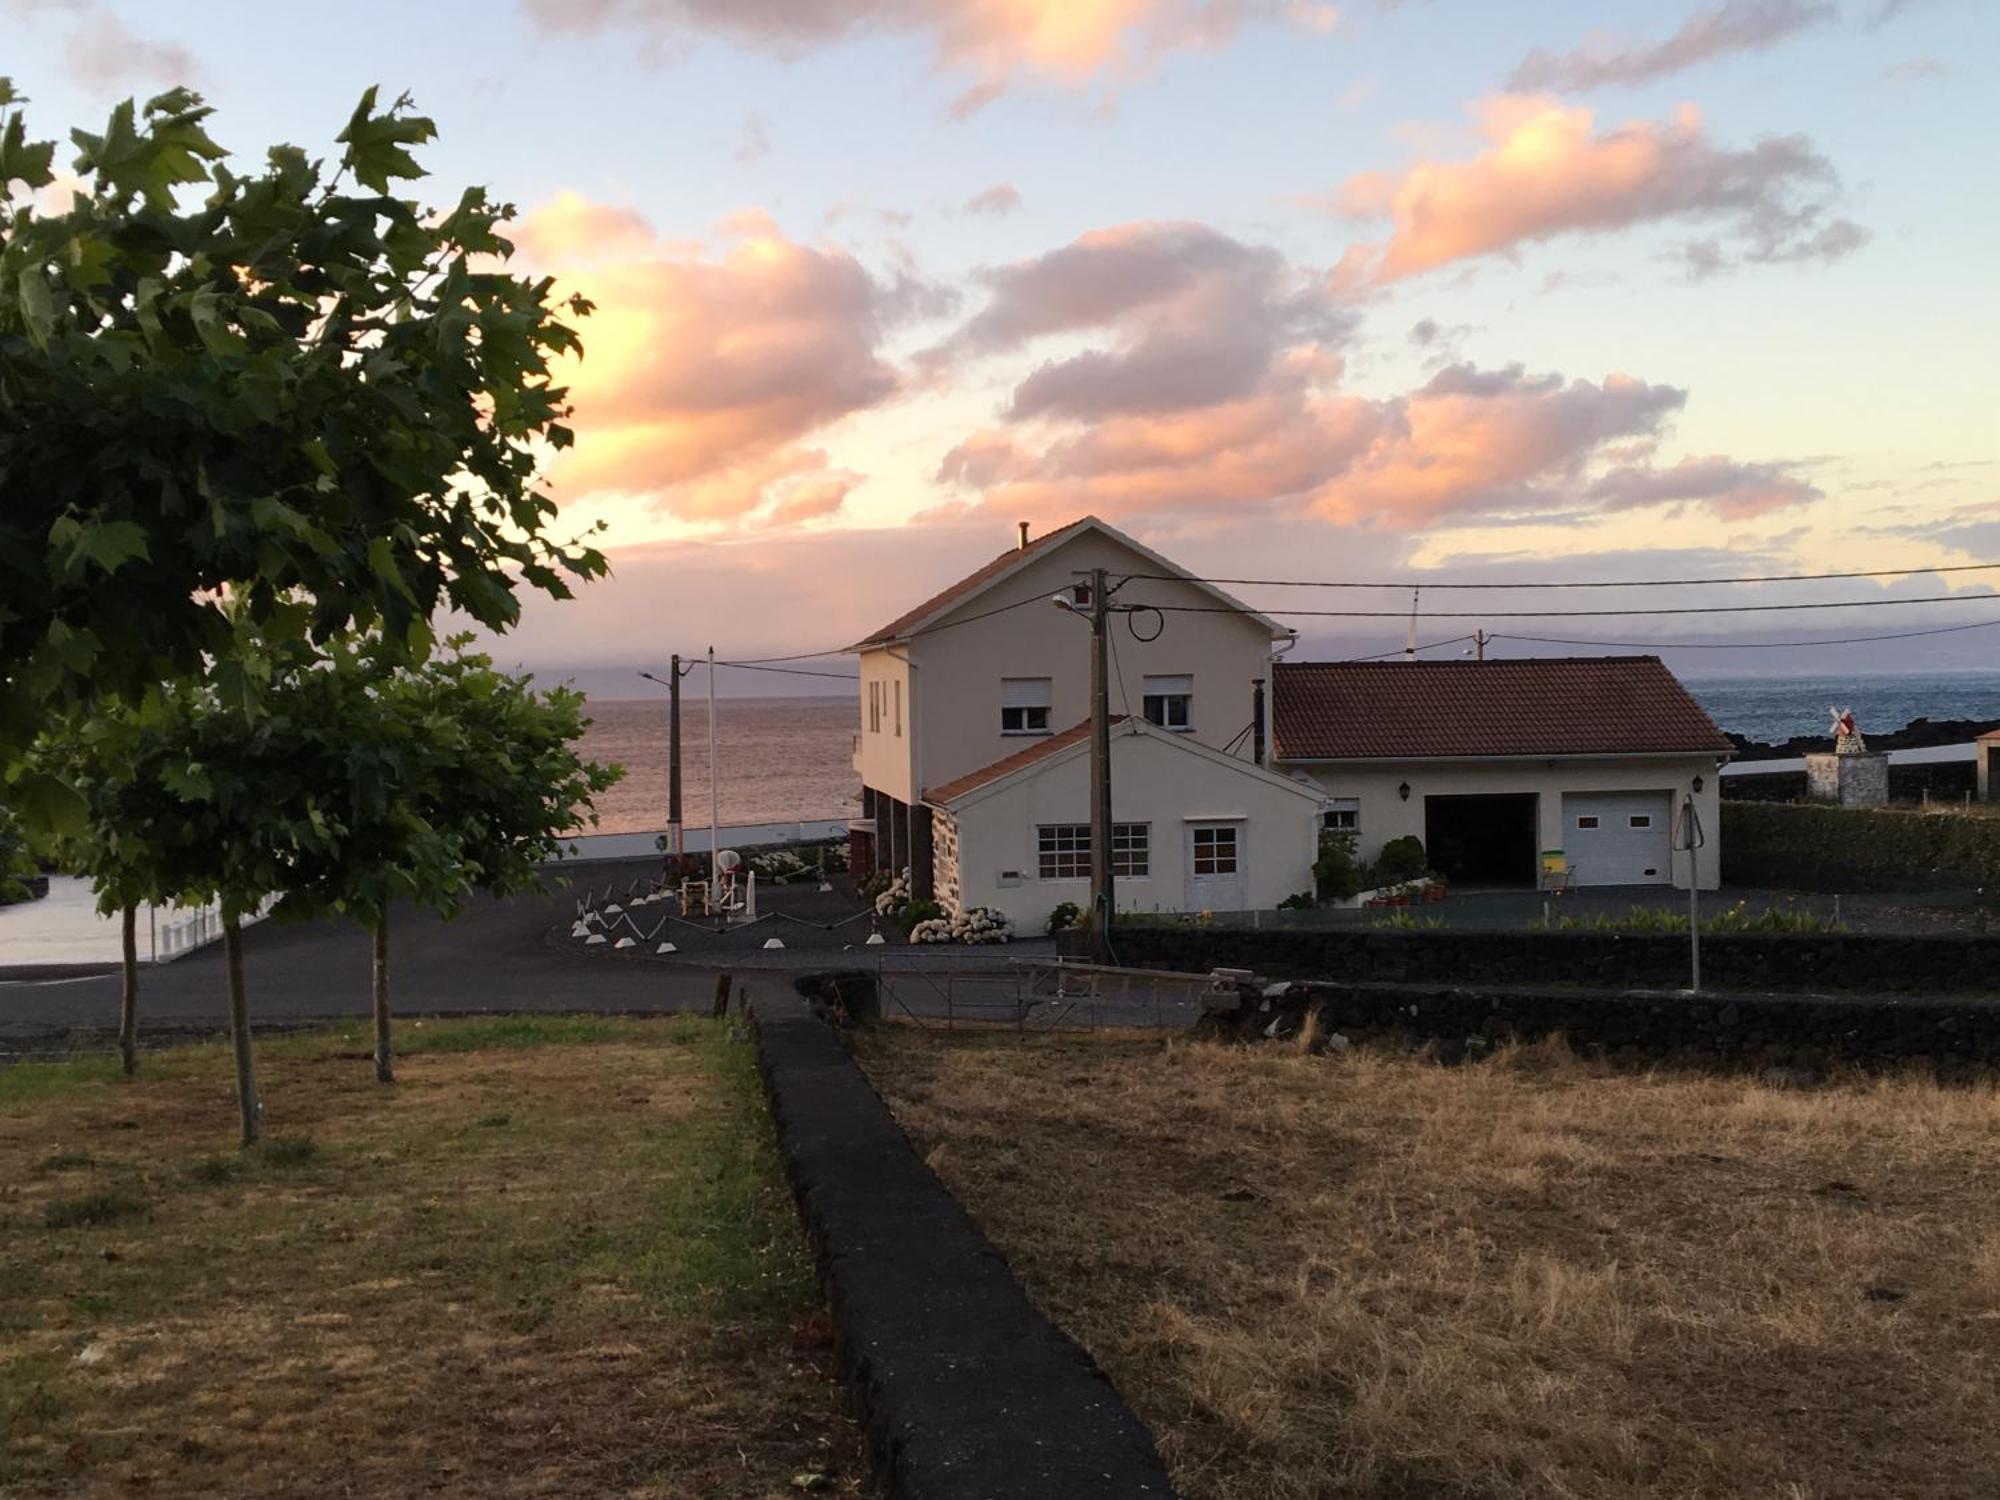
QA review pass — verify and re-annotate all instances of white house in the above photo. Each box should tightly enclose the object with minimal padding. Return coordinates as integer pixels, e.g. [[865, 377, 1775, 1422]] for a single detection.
[[924, 716, 1325, 931], [850, 516, 1294, 906], [1271, 657, 1731, 890], [849, 518, 1733, 926]]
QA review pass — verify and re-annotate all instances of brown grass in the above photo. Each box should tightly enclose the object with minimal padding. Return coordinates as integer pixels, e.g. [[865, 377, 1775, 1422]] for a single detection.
[[0, 1016, 865, 1498], [856, 1027, 2000, 1500]]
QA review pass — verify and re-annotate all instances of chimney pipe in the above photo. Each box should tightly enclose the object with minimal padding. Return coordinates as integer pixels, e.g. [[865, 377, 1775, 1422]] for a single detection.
[[1251, 677, 1266, 767], [1017, 520, 1030, 551]]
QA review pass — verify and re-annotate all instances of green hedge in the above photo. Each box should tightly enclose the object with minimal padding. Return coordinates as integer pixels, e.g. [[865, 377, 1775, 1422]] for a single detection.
[[1721, 801, 2000, 893]]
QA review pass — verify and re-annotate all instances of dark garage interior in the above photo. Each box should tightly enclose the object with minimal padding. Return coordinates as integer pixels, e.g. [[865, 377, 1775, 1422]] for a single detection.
[[1423, 793, 1539, 887]]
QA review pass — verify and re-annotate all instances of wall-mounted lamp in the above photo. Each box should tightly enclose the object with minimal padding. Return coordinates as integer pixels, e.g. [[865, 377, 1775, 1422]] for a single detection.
[[1692, 774, 1705, 794], [1398, 781, 1411, 802]]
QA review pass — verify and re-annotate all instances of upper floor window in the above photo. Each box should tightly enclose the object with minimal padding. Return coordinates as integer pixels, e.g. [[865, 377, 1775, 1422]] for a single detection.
[[1001, 677, 1052, 736], [894, 680, 902, 738], [1142, 674, 1192, 731], [867, 681, 882, 734]]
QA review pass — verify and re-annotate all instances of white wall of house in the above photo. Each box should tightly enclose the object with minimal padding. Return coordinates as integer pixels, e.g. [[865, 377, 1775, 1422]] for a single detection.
[[854, 648, 916, 803], [942, 725, 1322, 931], [1292, 756, 1724, 890], [855, 526, 1283, 807]]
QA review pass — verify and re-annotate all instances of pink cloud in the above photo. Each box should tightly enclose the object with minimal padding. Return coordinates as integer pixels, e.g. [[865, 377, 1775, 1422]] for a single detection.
[[521, 1, 1309, 113], [511, 194, 936, 524], [1335, 96, 1866, 282], [1587, 455, 1822, 519], [1509, 1, 1835, 93], [962, 182, 1023, 216]]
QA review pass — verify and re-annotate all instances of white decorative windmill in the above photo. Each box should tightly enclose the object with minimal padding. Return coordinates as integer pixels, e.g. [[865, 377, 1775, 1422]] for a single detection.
[[1827, 705, 1866, 755]]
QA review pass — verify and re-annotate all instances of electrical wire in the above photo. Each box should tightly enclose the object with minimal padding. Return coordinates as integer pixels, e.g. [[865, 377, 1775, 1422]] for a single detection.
[[1489, 615, 2000, 651], [710, 661, 861, 681], [1118, 562, 2000, 591], [681, 592, 1053, 672], [1342, 633, 1479, 662], [1131, 593, 2000, 620]]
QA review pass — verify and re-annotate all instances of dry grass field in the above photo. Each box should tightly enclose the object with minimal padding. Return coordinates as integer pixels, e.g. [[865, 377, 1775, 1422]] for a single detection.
[[857, 1027, 2000, 1500], [0, 1016, 865, 1499]]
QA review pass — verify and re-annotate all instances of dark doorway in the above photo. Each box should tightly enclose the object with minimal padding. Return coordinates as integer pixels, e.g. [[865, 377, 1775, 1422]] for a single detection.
[[1423, 793, 1538, 886]]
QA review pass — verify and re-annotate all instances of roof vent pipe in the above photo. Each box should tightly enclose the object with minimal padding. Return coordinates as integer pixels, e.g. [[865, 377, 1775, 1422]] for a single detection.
[[1017, 520, 1031, 550], [1252, 677, 1266, 767]]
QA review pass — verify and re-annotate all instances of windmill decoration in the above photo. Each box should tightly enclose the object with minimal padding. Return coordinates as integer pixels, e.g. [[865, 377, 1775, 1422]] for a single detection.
[[1827, 706, 1866, 756]]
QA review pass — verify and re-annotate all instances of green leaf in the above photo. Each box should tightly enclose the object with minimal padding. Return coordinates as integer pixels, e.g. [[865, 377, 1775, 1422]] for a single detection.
[[16, 267, 56, 348], [70, 519, 151, 577], [189, 285, 246, 356]]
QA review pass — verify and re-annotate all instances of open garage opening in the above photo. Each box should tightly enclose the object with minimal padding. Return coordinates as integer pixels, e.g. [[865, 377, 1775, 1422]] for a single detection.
[[1422, 793, 1539, 888]]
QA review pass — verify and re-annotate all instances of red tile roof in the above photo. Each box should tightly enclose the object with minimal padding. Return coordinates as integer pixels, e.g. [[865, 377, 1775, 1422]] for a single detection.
[[924, 717, 1127, 805], [1272, 657, 1732, 761], [855, 519, 1090, 648]]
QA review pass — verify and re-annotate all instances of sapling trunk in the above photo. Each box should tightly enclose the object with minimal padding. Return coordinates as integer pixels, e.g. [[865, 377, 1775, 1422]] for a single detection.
[[119, 902, 139, 1077], [372, 910, 394, 1084], [224, 914, 262, 1147]]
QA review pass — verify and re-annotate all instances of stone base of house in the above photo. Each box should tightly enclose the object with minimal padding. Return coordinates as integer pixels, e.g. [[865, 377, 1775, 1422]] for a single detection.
[[1805, 751, 1889, 807]]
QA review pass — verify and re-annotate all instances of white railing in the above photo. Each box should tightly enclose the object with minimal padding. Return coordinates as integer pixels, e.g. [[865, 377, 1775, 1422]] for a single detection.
[[150, 894, 279, 963]]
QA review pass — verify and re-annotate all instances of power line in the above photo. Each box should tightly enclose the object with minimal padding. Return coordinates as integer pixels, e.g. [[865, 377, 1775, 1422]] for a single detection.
[[1490, 616, 2000, 652], [1136, 592, 2000, 620], [684, 592, 1051, 673], [710, 660, 860, 681], [1120, 561, 2000, 591], [1344, 633, 1478, 662]]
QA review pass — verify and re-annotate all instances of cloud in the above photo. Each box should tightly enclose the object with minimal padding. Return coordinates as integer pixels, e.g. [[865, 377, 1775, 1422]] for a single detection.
[[520, 0, 1309, 114], [962, 182, 1023, 216], [734, 112, 771, 165], [1881, 56, 1949, 82], [1587, 455, 1822, 519], [4, 2, 200, 91], [937, 221, 1355, 420], [510, 194, 938, 525], [1508, 1, 1834, 93], [1334, 95, 1867, 283]]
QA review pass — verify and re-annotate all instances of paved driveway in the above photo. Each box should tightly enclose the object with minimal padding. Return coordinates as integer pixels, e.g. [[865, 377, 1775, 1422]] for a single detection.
[[0, 862, 720, 1043]]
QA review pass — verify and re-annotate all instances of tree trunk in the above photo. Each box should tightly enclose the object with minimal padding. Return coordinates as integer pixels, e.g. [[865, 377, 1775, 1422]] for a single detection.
[[224, 915, 261, 1148], [372, 910, 394, 1084], [118, 903, 139, 1077]]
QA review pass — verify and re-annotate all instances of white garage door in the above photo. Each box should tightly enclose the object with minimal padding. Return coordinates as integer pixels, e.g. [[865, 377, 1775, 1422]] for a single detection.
[[1563, 792, 1672, 886]]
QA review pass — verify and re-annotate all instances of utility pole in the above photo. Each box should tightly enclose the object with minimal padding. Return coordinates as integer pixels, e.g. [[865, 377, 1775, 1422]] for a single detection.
[[707, 646, 720, 909], [668, 653, 684, 863], [1087, 566, 1115, 963], [1473, 629, 1489, 662]]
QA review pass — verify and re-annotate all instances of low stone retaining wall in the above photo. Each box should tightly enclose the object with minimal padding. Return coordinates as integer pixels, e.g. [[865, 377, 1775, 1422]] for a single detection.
[[1064, 927, 2000, 995], [1205, 979, 2000, 1070], [752, 984, 1176, 1500]]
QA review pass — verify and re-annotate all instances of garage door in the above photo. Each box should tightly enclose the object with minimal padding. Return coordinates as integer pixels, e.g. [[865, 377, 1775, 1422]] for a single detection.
[[1562, 792, 1672, 886]]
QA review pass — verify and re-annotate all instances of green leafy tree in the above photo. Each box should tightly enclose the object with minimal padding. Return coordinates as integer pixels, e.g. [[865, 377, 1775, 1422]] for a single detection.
[[0, 79, 603, 829], [279, 638, 620, 1082]]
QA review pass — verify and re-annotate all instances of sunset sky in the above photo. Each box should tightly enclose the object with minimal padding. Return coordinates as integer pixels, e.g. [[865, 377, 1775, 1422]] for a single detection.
[[9, 0, 1997, 685]]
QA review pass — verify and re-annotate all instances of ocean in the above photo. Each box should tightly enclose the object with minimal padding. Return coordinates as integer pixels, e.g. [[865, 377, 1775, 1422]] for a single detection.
[[1680, 672, 2000, 746], [572, 673, 2000, 834]]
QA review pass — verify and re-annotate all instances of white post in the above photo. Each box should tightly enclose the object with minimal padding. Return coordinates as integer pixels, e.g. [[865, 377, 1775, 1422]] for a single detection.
[[1683, 793, 1701, 994], [707, 645, 720, 910]]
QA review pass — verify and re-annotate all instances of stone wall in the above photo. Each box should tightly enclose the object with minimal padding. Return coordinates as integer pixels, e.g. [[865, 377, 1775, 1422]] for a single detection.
[[1806, 752, 1889, 807], [931, 809, 961, 913], [1203, 979, 2000, 1069], [1061, 925, 2000, 995]]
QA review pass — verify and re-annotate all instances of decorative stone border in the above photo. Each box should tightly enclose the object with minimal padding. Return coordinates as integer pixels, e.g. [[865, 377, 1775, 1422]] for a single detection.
[[752, 983, 1178, 1499]]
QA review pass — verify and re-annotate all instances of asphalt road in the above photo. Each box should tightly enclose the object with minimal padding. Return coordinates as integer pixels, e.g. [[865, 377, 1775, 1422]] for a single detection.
[[0, 862, 719, 1042]]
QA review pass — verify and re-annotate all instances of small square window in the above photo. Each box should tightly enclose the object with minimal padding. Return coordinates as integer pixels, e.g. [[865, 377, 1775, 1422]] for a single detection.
[[1037, 824, 1090, 879], [1322, 797, 1360, 834], [1576, 815, 1600, 830], [1629, 814, 1652, 829], [1001, 677, 1052, 736], [1192, 825, 1238, 875], [1141, 674, 1193, 732]]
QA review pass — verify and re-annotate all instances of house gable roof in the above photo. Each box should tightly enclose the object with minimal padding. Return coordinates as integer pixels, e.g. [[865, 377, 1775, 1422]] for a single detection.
[[925, 716, 1325, 808], [1272, 656, 1732, 761], [852, 515, 1290, 649]]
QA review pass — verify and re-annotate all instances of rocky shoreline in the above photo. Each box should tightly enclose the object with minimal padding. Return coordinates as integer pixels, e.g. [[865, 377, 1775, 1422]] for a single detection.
[[1727, 716, 2000, 762]]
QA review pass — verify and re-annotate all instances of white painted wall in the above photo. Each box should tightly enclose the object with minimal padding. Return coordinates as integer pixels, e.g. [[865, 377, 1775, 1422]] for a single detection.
[[859, 525, 1282, 805], [946, 726, 1321, 931], [1291, 756, 1724, 890]]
